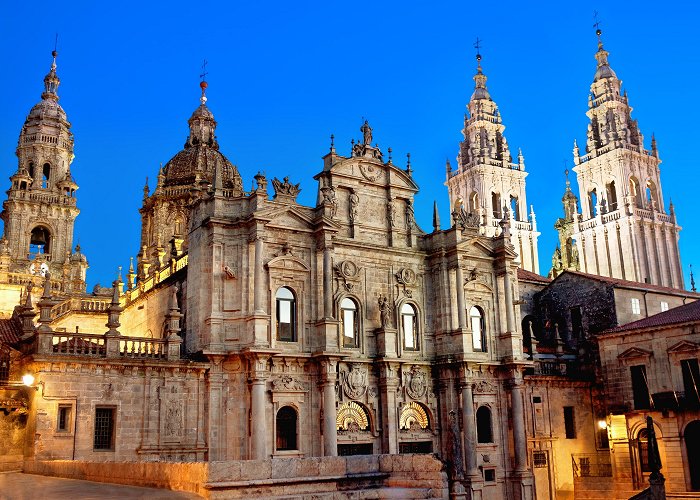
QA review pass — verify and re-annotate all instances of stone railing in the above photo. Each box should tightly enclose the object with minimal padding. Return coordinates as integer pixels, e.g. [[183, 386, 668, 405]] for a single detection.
[[51, 296, 112, 320], [36, 331, 180, 361], [123, 254, 188, 304], [7, 190, 77, 206]]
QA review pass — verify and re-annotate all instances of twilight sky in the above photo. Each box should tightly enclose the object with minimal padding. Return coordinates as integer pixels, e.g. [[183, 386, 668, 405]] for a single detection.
[[1, 1, 698, 289]]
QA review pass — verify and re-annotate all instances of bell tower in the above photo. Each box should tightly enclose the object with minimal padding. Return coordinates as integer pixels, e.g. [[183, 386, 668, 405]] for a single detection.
[[1, 50, 82, 287], [446, 50, 540, 272], [570, 28, 683, 287]]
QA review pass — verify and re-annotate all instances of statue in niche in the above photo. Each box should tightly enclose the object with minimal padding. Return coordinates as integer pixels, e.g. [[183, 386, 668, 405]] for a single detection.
[[387, 199, 396, 228], [349, 189, 359, 222], [378, 295, 392, 328], [321, 186, 338, 217], [405, 199, 415, 229]]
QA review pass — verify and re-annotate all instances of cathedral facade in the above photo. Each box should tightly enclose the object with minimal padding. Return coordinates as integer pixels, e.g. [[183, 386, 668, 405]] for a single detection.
[[0, 29, 695, 500]]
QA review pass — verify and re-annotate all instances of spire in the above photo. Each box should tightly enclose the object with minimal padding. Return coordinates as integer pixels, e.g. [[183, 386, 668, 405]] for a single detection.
[[186, 62, 217, 149], [592, 21, 617, 82], [42, 48, 60, 101], [691, 265, 696, 293], [471, 38, 490, 101], [433, 201, 441, 232]]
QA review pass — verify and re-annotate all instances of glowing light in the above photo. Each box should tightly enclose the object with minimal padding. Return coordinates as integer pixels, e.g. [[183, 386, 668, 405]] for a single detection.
[[598, 419, 607, 430], [22, 374, 35, 386]]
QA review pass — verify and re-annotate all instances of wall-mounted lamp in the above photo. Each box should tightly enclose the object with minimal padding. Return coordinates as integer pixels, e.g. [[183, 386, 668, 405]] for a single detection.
[[597, 419, 608, 430], [21, 373, 35, 387]]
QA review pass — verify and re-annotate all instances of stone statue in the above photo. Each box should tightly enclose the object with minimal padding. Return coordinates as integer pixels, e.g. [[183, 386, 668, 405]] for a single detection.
[[349, 189, 359, 222], [321, 186, 338, 218], [378, 295, 391, 328], [271, 176, 301, 198], [361, 120, 372, 146], [405, 199, 415, 229], [387, 199, 396, 228], [552, 247, 563, 271]]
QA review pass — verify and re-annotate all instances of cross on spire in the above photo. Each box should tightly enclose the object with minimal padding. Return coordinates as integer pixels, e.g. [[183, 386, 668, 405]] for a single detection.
[[200, 59, 208, 82], [593, 10, 603, 41]]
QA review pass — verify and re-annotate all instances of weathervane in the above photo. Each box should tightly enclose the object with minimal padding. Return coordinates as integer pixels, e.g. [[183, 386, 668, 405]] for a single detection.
[[474, 37, 483, 64], [593, 10, 603, 40], [200, 59, 208, 82]]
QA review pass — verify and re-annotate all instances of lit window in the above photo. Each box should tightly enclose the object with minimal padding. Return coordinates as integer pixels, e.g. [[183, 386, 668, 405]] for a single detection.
[[660, 301, 669, 312], [401, 303, 418, 351], [341, 298, 359, 348], [470, 306, 486, 352], [276, 287, 296, 342], [631, 298, 641, 315]]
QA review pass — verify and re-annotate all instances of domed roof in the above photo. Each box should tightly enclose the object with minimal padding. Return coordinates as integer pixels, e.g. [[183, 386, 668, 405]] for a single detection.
[[69, 244, 88, 264], [594, 63, 617, 82], [27, 98, 68, 124]]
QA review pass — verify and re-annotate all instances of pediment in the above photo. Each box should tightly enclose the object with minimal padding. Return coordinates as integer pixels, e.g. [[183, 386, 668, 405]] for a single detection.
[[465, 238, 494, 258], [266, 254, 310, 273], [617, 347, 653, 361], [667, 340, 699, 354], [263, 207, 315, 231]]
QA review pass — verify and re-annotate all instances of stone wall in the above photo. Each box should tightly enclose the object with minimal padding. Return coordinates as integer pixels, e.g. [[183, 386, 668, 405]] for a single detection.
[[23, 454, 449, 499]]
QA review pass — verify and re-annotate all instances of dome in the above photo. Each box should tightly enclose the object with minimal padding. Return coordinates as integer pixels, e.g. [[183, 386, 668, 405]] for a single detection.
[[163, 146, 241, 190], [69, 245, 88, 264], [26, 98, 68, 124], [594, 64, 617, 82]]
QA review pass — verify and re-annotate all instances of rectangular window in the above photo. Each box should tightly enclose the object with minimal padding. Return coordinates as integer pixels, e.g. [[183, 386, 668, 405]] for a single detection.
[[403, 315, 415, 349], [631, 298, 641, 315], [564, 406, 576, 439], [93, 407, 115, 451], [483, 468, 496, 482], [681, 358, 700, 407], [660, 301, 669, 312], [570, 306, 583, 339], [631, 365, 651, 410], [57, 405, 72, 432], [343, 310, 354, 339]]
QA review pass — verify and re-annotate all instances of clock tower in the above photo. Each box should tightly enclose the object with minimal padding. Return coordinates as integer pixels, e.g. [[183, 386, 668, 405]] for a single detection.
[[0, 50, 86, 293]]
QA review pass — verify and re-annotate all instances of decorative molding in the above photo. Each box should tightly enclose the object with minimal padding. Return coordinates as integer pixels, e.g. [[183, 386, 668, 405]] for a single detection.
[[403, 365, 428, 400], [341, 363, 368, 400], [395, 268, 417, 298]]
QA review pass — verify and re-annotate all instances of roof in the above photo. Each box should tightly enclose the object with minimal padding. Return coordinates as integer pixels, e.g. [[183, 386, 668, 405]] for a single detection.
[[517, 268, 551, 284], [602, 299, 700, 334], [0, 317, 21, 344], [555, 270, 700, 298]]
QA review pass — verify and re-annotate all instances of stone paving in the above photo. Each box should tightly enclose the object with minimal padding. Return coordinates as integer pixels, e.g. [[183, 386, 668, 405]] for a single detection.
[[0, 472, 203, 499]]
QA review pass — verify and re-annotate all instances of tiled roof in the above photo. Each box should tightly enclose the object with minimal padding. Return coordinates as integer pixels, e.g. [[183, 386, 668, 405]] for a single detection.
[[603, 299, 700, 334], [558, 270, 699, 297], [517, 268, 551, 284], [0, 317, 21, 344]]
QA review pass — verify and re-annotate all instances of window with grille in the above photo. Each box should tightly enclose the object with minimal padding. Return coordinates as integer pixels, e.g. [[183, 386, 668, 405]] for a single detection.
[[93, 407, 115, 450], [57, 405, 71, 432], [533, 451, 548, 468], [631, 298, 641, 315]]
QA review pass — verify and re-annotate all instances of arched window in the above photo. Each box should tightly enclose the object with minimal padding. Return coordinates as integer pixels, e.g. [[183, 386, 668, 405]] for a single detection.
[[509, 195, 519, 220], [492, 192, 502, 218], [29, 226, 51, 255], [476, 406, 493, 443], [588, 189, 598, 218], [340, 298, 359, 348], [276, 406, 298, 451], [42, 163, 51, 189], [645, 181, 658, 209], [470, 192, 479, 213], [401, 303, 418, 351], [276, 287, 296, 342], [470, 306, 486, 352], [630, 177, 642, 208], [606, 181, 618, 211], [28, 162, 35, 180]]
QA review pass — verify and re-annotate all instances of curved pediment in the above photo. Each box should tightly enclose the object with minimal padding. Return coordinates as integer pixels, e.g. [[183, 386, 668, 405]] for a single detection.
[[266, 254, 310, 273]]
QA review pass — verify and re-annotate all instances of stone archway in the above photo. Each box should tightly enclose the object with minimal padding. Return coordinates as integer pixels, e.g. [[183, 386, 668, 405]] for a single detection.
[[685, 420, 700, 490]]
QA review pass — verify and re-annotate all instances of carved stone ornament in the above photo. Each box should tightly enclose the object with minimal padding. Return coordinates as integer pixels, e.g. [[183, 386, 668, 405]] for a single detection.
[[335, 260, 361, 292], [359, 163, 382, 182], [341, 363, 368, 400], [271, 176, 301, 199], [164, 401, 184, 438], [404, 365, 428, 400], [452, 206, 480, 230], [472, 379, 497, 394], [395, 267, 416, 298], [272, 375, 308, 392]]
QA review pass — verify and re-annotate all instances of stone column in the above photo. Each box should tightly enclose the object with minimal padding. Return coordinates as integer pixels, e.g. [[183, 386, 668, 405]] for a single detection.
[[253, 236, 265, 314], [461, 378, 479, 478], [379, 362, 399, 454], [320, 358, 338, 456], [510, 375, 528, 473], [503, 269, 515, 333], [456, 264, 466, 330], [207, 356, 226, 460], [323, 245, 333, 319], [247, 353, 270, 460]]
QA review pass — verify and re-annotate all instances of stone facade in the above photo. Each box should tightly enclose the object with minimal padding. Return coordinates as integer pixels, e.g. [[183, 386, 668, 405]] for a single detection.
[[0, 29, 696, 500]]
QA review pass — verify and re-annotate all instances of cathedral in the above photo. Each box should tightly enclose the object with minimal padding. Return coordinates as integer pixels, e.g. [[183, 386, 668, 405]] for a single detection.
[[0, 28, 697, 500]]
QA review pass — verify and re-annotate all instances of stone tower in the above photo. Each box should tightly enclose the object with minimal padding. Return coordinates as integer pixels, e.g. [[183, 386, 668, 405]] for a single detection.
[[569, 29, 683, 287], [446, 53, 540, 273], [137, 80, 243, 278], [0, 50, 85, 291], [550, 172, 581, 278]]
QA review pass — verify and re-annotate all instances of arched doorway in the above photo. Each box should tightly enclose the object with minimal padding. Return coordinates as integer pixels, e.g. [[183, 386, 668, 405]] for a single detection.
[[685, 420, 700, 490]]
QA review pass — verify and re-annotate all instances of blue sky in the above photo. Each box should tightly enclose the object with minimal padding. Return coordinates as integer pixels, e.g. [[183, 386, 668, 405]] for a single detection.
[[1, 2, 699, 289]]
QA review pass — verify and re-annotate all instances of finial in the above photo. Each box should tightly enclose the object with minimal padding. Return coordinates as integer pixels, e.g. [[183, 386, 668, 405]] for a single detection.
[[593, 10, 603, 46], [117, 266, 123, 282], [692, 265, 697, 292], [199, 59, 209, 105], [433, 200, 440, 232], [474, 37, 483, 72], [129, 256, 134, 273], [330, 134, 335, 153], [143, 176, 149, 199], [387, 147, 392, 163], [52, 33, 58, 69], [406, 153, 412, 176]]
